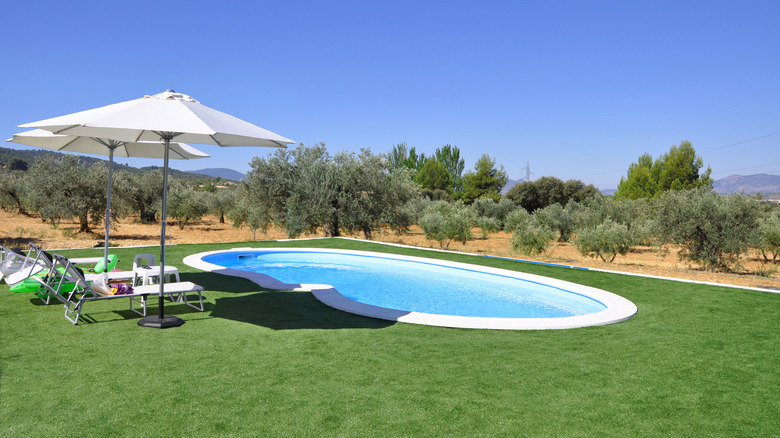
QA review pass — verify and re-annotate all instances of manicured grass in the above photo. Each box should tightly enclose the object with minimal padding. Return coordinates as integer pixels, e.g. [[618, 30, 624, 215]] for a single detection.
[[1, 239, 778, 437]]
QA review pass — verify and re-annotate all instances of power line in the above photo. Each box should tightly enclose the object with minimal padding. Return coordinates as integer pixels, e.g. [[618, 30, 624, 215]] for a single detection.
[[711, 161, 780, 175], [701, 130, 780, 153]]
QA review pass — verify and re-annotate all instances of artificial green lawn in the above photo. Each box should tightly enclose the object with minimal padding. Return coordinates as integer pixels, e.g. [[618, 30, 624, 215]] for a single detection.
[[1, 239, 777, 437]]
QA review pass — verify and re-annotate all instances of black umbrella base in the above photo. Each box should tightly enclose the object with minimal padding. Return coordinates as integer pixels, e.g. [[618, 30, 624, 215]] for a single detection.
[[138, 314, 185, 329]]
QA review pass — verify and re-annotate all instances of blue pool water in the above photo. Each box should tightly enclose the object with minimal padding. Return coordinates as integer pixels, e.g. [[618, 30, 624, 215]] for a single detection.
[[203, 250, 607, 319]]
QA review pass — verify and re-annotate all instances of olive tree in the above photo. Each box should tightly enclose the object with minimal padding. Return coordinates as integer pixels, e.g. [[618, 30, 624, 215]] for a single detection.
[[574, 219, 633, 263], [229, 184, 272, 240], [512, 223, 556, 255], [419, 200, 477, 248], [655, 188, 760, 272], [114, 169, 164, 224], [0, 170, 29, 215], [754, 209, 780, 262], [533, 203, 574, 242], [206, 188, 237, 224], [245, 143, 419, 239], [26, 156, 107, 232], [166, 181, 209, 229]]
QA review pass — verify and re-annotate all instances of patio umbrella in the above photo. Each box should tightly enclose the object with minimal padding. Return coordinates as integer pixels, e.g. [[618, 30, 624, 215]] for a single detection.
[[21, 89, 294, 328], [6, 129, 210, 272]]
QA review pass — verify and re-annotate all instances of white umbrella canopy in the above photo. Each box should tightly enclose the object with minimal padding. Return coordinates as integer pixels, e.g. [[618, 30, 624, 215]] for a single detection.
[[6, 129, 210, 270], [20, 90, 293, 147], [8, 129, 210, 159], [20, 89, 293, 329]]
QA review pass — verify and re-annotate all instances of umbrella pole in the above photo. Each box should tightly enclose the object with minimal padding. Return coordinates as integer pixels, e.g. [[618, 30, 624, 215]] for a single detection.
[[138, 135, 184, 329], [103, 146, 114, 270]]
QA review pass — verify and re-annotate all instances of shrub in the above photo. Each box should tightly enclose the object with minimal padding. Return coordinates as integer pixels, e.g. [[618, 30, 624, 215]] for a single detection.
[[512, 223, 556, 255], [503, 207, 532, 232], [533, 203, 574, 242], [419, 200, 477, 248], [476, 216, 501, 239], [574, 219, 634, 263], [755, 210, 780, 262]]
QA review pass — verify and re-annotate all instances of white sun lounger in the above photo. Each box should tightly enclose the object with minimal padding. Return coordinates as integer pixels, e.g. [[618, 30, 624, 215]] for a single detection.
[[40, 254, 205, 325], [0, 245, 30, 282], [3, 243, 47, 285]]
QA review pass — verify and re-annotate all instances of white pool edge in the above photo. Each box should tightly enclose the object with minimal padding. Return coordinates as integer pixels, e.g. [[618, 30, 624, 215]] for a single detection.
[[184, 247, 638, 330]]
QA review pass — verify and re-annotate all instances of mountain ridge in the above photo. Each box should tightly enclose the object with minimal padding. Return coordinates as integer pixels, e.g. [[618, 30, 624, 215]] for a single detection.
[[190, 168, 246, 181]]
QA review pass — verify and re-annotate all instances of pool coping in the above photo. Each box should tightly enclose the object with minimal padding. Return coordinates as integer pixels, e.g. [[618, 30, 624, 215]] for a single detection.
[[183, 247, 638, 330]]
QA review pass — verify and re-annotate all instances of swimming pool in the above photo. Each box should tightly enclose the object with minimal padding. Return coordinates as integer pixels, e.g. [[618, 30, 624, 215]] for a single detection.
[[183, 247, 637, 330]]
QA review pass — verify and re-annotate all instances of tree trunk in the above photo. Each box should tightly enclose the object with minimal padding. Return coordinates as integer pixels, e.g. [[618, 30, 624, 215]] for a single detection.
[[324, 215, 341, 237], [78, 212, 91, 233], [139, 207, 157, 224]]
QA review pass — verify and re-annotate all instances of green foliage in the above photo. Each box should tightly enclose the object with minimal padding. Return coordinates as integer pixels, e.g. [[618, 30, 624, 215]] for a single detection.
[[247, 143, 420, 239], [434, 144, 465, 193], [655, 188, 760, 272], [420, 189, 450, 202], [0, 170, 29, 214], [512, 223, 556, 255], [7, 158, 28, 171], [388, 142, 426, 174], [419, 200, 476, 248], [503, 207, 532, 232], [114, 169, 164, 223], [533, 203, 574, 242], [25, 155, 107, 232], [476, 216, 501, 239], [574, 219, 634, 263], [472, 196, 514, 225], [166, 182, 209, 229], [755, 209, 780, 262], [379, 168, 421, 235], [248, 143, 333, 238], [505, 176, 600, 212], [570, 196, 655, 245], [616, 141, 713, 199], [415, 158, 451, 192], [205, 188, 237, 224], [461, 154, 508, 204], [228, 185, 271, 240], [334, 149, 409, 240]]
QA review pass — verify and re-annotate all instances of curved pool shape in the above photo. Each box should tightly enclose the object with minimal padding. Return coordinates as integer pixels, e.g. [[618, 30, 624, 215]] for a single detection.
[[183, 248, 637, 330]]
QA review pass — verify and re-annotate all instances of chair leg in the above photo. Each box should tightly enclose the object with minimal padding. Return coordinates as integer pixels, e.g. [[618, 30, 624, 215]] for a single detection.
[[182, 291, 205, 312]]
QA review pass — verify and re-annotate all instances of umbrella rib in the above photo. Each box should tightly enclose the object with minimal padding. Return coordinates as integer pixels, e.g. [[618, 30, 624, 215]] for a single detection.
[[55, 136, 81, 151], [169, 147, 186, 160], [52, 124, 81, 135]]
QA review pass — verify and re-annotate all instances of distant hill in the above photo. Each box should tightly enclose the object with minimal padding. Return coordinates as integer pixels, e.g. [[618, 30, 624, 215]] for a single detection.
[[600, 188, 617, 196], [714, 174, 780, 195], [501, 179, 521, 194], [191, 168, 245, 181]]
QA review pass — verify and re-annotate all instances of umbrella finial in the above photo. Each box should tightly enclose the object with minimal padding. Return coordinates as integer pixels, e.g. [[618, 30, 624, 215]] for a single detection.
[[153, 89, 199, 103]]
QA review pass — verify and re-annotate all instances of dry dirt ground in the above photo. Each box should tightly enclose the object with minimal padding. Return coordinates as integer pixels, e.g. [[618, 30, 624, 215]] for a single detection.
[[2, 209, 778, 290]]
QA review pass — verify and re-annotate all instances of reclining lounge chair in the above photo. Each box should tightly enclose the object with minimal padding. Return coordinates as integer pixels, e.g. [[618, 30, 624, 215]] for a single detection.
[[0, 245, 31, 282], [40, 254, 205, 325]]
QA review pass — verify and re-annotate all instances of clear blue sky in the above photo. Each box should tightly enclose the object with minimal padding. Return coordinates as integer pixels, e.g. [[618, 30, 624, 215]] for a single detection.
[[2, 0, 778, 189]]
